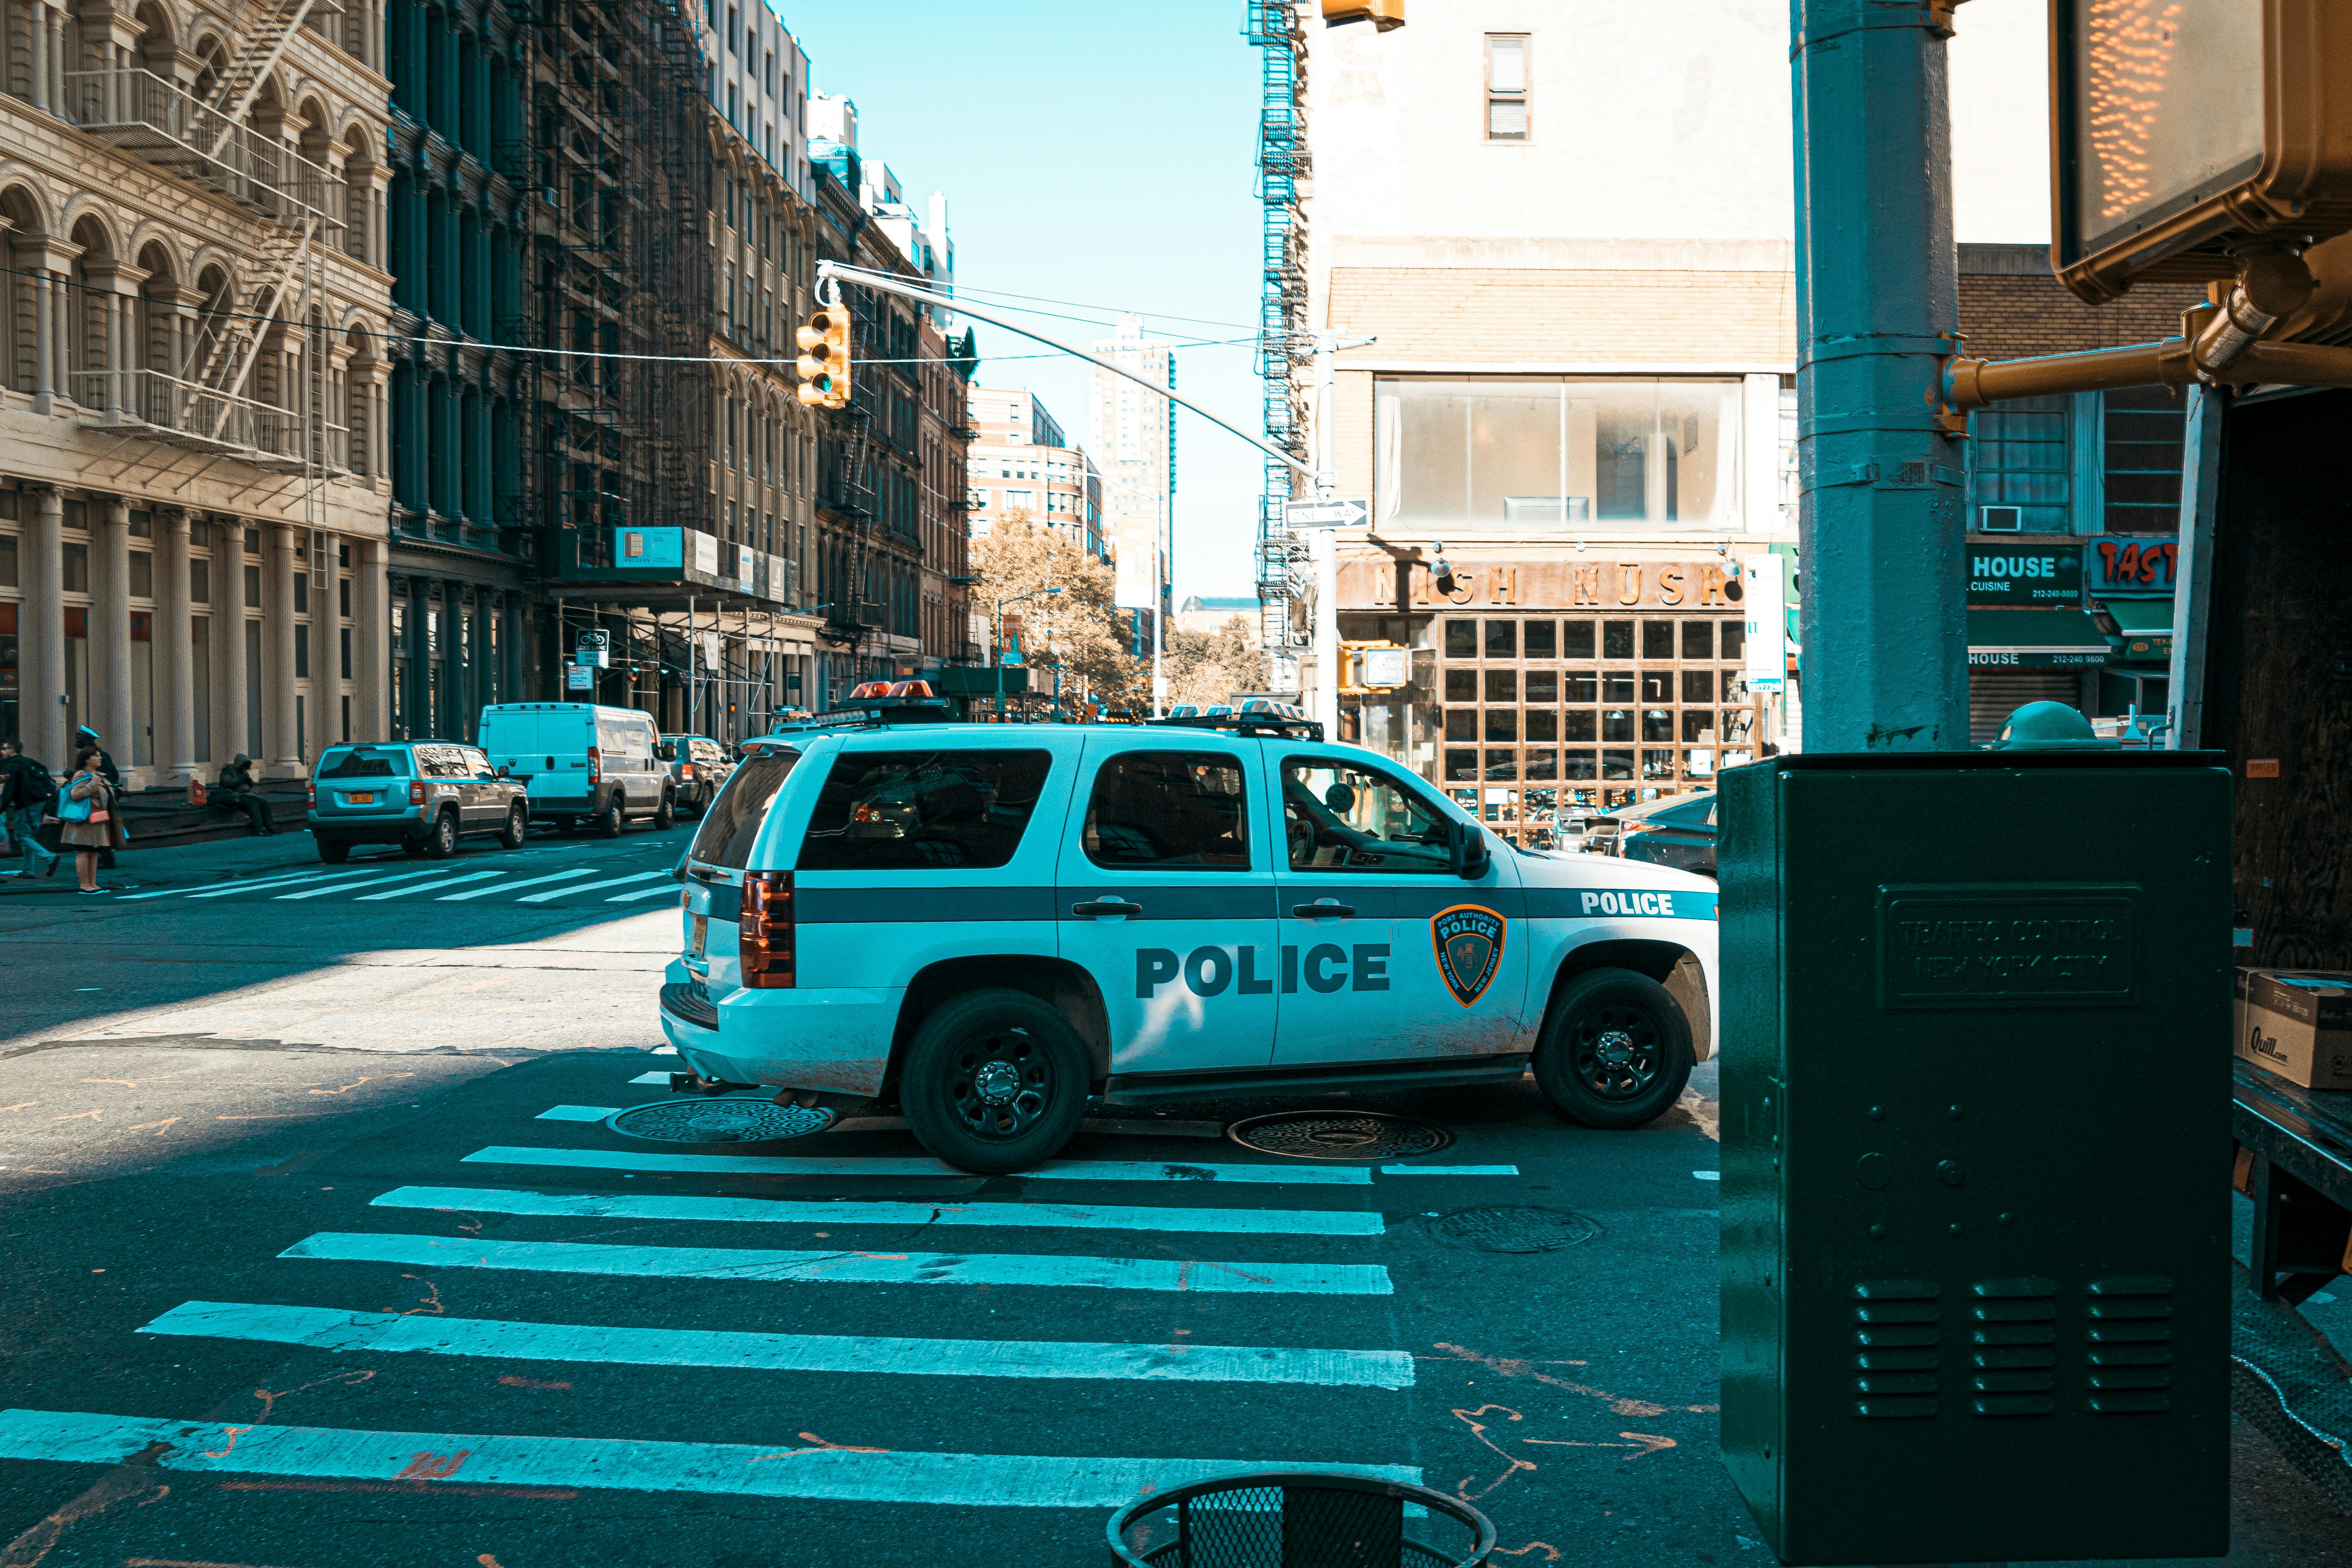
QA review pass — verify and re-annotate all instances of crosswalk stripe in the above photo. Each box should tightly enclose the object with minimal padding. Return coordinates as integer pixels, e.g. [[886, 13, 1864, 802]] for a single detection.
[[534, 1106, 616, 1122], [607, 881, 686, 903], [0, 1408, 1418, 1508], [1379, 1164, 1519, 1176], [441, 867, 597, 902], [461, 1145, 1375, 1185], [356, 871, 504, 901], [121, 869, 345, 901], [518, 871, 665, 903], [628, 1071, 673, 1084], [280, 1231, 1394, 1295], [372, 1184, 1386, 1237], [275, 869, 452, 901], [138, 1300, 1415, 1388]]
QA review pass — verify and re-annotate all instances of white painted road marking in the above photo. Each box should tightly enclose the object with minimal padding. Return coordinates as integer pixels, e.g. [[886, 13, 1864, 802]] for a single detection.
[[518, 871, 666, 903], [275, 869, 451, 901], [608, 881, 686, 902], [1378, 1165, 1520, 1176], [0, 1408, 1418, 1508], [138, 1300, 1415, 1388], [1693, 1170, 1721, 1181], [461, 1145, 1375, 1185], [629, 1071, 673, 1085], [534, 1106, 618, 1122], [280, 1231, 1394, 1295], [122, 869, 344, 901], [356, 871, 503, 901], [441, 867, 597, 901], [373, 1184, 1387, 1237]]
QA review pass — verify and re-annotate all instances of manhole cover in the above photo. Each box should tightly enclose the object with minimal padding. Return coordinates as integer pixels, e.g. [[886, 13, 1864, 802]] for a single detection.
[[605, 1098, 833, 1144], [1426, 1206, 1601, 1254], [1225, 1111, 1455, 1161]]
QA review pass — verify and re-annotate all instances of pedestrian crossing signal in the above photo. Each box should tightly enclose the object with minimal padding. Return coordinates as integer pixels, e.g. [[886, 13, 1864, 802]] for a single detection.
[[796, 307, 851, 410]]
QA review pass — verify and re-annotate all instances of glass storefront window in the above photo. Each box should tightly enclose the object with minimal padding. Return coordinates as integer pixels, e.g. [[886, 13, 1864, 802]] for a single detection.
[[1445, 619, 1477, 658], [1526, 710, 1558, 743], [1375, 377, 1744, 530], [1602, 620, 1634, 659], [1563, 671, 1597, 702], [1483, 669, 1516, 702], [1525, 670, 1558, 703], [1564, 621, 1595, 659], [1682, 621, 1713, 659], [1445, 669, 1476, 701], [1484, 621, 1516, 658], [1524, 621, 1556, 658]]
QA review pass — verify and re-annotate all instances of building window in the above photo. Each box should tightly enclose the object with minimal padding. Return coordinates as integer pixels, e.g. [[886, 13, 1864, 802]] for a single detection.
[[1375, 377, 1742, 530], [1965, 394, 2070, 534], [1485, 36, 1529, 141], [2102, 386, 2186, 534]]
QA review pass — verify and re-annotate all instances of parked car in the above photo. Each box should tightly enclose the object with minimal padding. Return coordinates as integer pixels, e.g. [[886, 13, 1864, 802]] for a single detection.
[[659, 733, 735, 817], [307, 741, 529, 862], [477, 702, 672, 836], [1586, 790, 1717, 877]]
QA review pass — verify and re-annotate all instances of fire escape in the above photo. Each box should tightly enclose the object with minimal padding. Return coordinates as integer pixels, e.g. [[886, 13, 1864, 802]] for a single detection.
[[67, 0, 345, 534], [1245, 0, 1310, 683]]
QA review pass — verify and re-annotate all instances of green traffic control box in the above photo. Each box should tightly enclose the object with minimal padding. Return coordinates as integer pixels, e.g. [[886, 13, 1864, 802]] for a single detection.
[[1718, 749, 2233, 1564]]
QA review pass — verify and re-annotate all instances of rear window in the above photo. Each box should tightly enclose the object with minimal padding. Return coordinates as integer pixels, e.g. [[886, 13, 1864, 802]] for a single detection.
[[689, 746, 802, 868], [320, 748, 407, 779], [797, 750, 1053, 872], [1083, 751, 1250, 871]]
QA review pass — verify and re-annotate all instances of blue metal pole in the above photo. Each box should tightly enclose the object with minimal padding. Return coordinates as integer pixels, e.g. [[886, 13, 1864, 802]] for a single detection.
[[1792, 0, 1968, 750]]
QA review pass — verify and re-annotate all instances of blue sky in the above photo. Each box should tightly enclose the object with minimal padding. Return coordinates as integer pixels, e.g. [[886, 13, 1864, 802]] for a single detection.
[[783, 1, 1270, 599]]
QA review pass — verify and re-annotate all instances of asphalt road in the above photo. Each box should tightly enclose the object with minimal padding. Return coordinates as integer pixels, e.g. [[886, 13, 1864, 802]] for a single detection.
[[0, 824, 2345, 1566]]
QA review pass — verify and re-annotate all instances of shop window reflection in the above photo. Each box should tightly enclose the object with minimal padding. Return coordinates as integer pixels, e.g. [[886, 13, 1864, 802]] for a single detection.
[[1602, 620, 1634, 659], [1525, 669, 1558, 703]]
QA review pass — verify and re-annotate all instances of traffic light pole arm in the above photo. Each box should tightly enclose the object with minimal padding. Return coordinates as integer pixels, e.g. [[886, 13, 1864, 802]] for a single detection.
[[816, 261, 1317, 482], [1943, 334, 2352, 410]]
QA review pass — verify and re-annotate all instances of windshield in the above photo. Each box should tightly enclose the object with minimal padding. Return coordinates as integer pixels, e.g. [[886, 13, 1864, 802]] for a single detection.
[[688, 746, 802, 869]]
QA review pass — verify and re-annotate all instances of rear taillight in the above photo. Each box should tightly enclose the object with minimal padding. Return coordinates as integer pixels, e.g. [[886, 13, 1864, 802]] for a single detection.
[[587, 745, 601, 784], [740, 871, 795, 989], [408, 781, 426, 806], [307, 786, 316, 808], [681, 763, 695, 780]]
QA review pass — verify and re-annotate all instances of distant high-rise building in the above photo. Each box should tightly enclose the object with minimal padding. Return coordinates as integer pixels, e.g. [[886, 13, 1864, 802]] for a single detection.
[[968, 389, 1105, 561], [1089, 317, 1176, 653]]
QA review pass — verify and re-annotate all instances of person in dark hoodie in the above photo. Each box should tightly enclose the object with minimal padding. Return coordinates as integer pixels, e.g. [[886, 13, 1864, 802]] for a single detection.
[[211, 754, 277, 835]]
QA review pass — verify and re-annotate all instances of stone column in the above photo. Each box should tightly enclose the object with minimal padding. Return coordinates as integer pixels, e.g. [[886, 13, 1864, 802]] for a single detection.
[[28, 0, 48, 113], [24, 486, 65, 767], [265, 522, 300, 775], [157, 509, 195, 784], [354, 535, 389, 740], [86, 263, 145, 421], [215, 520, 249, 766], [93, 497, 133, 771]]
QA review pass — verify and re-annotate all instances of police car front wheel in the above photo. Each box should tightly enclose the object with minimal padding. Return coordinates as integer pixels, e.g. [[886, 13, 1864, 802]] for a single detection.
[[901, 989, 1089, 1175], [1533, 968, 1694, 1131]]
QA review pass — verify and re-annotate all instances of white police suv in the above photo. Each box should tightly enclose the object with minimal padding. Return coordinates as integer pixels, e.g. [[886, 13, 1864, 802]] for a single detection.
[[659, 714, 1717, 1174]]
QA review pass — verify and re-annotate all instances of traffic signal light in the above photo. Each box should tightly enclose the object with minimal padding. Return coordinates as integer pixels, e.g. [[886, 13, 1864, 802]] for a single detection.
[[795, 305, 851, 409], [1321, 0, 1403, 29]]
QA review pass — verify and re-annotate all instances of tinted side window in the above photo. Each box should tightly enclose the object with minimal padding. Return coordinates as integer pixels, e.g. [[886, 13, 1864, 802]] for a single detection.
[[1280, 757, 1450, 873], [689, 746, 802, 868], [798, 749, 1053, 871], [1083, 751, 1250, 871]]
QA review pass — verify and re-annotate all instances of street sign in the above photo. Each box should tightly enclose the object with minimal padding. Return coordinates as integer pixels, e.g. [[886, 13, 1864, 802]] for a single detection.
[[2051, 0, 2352, 303], [574, 628, 610, 669], [1284, 498, 1370, 530], [564, 664, 594, 692], [1742, 554, 1786, 693]]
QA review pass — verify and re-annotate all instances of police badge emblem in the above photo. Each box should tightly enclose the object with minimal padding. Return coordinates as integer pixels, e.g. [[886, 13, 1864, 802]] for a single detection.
[[1431, 904, 1506, 1007]]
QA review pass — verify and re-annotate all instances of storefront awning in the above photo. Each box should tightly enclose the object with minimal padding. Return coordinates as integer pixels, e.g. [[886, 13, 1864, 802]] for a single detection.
[[1967, 608, 2111, 670], [2099, 597, 2174, 662]]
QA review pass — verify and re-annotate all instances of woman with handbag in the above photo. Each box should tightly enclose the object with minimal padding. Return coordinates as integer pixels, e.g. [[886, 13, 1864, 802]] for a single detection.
[[58, 745, 115, 895]]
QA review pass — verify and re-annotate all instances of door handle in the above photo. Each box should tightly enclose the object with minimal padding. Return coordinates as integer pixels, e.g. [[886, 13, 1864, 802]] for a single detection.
[[1292, 902, 1356, 919], [1071, 898, 1143, 919]]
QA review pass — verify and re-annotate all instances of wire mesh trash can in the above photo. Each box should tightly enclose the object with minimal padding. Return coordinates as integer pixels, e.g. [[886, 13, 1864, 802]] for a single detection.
[[1106, 1471, 1496, 1568]]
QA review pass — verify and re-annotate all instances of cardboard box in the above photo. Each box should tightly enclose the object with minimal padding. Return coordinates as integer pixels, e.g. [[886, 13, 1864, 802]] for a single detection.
[[2236, 967, 2352, 1090]]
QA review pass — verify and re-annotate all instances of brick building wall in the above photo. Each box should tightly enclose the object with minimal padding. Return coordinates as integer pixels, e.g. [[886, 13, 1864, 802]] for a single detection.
[[1328, 267, 1797, 365], [1956, 244, 2209, 358]]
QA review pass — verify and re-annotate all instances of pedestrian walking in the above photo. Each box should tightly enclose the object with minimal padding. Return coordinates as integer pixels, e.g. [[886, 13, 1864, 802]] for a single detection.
[[210, 754, 277, 835], [75, 725, 123, 869], [58, 746, 120, 894], [0, 740, 61, 881]]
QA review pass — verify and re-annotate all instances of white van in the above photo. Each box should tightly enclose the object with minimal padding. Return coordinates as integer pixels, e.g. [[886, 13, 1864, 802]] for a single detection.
[[476, 702, 673, 836]]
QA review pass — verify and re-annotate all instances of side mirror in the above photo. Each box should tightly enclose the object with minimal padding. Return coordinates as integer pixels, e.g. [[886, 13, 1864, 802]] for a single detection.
[[496, 766, 510, 779], [1449, 817, 1490, 880]]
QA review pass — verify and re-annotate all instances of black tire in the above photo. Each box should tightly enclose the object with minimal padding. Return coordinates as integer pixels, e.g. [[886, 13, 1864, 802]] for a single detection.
[[555, 817, 582, 837], [420, 809, 459, 859], [316, 837, 350, 865], [497, 804, 527, 850], [1532, 967, 1695, 1130], [653, 790, 675, 831], [399, 838, 426, 856], [900, 989, 1089, 1175], [592, 792, 623, 838]]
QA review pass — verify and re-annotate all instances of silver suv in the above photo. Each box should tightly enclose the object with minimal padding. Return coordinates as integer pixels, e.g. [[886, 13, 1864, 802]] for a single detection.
[[659, 734, 736, 817], [308, 742, 530, 863]]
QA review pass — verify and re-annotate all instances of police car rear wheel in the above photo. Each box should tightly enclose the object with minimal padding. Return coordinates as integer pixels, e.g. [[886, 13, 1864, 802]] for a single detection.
[[902, 990, 1087, 1175], [1534, 968, 1693, 1130]]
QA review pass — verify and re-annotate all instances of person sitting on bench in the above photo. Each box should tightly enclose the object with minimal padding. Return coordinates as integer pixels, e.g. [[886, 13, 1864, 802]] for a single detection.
[[211, 755, 277, 836]]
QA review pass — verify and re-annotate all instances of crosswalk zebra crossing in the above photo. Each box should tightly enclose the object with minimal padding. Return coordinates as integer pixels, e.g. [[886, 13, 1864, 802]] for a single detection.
[[119, 861, 683, 907], [0, 1067, 1474, 1517]]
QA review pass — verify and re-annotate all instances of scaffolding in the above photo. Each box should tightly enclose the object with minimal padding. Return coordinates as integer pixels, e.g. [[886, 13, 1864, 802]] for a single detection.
[[1245, 0, 1310, 686]]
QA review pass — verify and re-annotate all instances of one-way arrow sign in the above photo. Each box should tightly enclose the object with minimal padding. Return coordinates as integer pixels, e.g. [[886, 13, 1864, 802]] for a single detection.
[[1285, 498, 1370, 529]]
